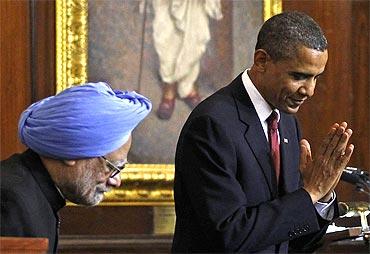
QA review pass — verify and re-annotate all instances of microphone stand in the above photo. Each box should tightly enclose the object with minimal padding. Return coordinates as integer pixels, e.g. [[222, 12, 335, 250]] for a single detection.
[[339, 201, 370, 234], [339, 168, 370, 240]]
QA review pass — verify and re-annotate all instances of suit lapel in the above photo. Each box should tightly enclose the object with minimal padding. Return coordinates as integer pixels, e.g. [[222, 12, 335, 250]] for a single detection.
[[230, 76, 276, 195]]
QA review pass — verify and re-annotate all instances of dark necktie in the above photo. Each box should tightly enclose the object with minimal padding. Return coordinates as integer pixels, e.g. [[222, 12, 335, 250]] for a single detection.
[[267, 111, 280, 182]]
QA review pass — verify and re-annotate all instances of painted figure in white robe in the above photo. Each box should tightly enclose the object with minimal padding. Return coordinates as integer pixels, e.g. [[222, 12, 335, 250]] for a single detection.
[[152, 0, 223, 119]]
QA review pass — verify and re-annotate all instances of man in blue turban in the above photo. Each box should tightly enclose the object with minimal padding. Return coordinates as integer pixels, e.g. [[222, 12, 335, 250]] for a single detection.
[[0, 82, 152, 253]]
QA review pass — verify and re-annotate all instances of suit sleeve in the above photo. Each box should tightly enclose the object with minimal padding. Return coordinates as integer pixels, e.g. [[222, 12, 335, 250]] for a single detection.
[[289, 201, 339, 252], [176, 116, 324, 252]]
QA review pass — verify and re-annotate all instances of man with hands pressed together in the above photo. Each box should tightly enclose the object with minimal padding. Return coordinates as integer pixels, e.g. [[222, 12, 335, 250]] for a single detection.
[[172, 11, 354, 253]]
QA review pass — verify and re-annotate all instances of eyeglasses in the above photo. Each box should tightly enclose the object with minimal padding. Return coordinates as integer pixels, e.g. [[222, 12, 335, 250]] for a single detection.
[[101, 156, 127, 178]]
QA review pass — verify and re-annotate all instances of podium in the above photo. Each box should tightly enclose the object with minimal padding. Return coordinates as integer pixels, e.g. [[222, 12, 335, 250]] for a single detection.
[[315, 215, 370, 253], [0, 237, 49, 254]]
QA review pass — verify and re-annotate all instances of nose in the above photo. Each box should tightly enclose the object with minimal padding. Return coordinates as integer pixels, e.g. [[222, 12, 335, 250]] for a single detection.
[[299, 79, 316, 97], [107, 174, 122, 187]]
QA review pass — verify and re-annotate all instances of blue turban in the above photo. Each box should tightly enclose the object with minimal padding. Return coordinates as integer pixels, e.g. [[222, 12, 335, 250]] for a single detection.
[[18, 82, 152, 160]]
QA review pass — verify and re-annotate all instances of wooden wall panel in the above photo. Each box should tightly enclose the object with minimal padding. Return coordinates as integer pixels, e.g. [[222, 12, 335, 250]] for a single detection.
[[31, 0, 56, 101], [0, 0, 56, 161], [349, 0, 370, 201], [59, 206, 154, 235], [0, 1, 31, 160], [351, 0, 370, 179], [283, 0, 369, 201]]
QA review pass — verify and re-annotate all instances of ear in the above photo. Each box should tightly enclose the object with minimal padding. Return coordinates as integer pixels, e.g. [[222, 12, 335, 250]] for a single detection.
[[253, 49, 271, 72], [63, 160, 76, 166]]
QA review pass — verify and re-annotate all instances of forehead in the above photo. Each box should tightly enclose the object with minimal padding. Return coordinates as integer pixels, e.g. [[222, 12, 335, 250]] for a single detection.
[[278, 46, 328, 74]]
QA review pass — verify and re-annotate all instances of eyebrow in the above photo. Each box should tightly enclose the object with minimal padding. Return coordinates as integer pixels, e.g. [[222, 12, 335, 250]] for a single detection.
[[288, 71, 324, 79]]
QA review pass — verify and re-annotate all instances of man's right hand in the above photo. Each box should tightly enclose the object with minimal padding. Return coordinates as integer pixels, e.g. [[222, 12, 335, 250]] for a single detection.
[[300, 122, 354, 203]]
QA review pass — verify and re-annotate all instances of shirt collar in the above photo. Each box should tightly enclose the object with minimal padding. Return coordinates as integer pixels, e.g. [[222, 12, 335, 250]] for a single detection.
[[241, 70, 280, 123]]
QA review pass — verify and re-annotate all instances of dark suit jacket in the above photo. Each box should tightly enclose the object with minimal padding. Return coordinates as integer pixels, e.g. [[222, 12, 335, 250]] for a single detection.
[[1, 149, 66, 253], [172, 74, 336, 253]]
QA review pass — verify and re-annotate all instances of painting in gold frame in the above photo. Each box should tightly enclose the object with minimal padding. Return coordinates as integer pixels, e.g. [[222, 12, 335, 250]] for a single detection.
[[55, 0, 282, 206]]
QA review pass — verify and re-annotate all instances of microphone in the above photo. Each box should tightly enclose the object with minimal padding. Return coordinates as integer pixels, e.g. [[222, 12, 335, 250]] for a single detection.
[[338, 201, 350, 217], [341, 166, 370, 188]]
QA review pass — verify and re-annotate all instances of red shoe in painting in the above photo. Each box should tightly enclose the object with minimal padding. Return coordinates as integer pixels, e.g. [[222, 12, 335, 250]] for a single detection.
[[157, 83, 177, 120], [157, 97, 175, 120], [183, 90, 202, 109]]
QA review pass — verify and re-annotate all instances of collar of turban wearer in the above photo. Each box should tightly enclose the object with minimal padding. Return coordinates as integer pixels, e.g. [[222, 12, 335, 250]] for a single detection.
[[18, 82, 152, 160]]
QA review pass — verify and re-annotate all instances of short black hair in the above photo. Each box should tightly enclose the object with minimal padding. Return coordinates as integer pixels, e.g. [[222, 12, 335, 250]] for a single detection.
[[255, 11, 327, 61]]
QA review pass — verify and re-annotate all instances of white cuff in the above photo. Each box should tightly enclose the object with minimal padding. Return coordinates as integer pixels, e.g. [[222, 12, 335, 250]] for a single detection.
[[315, 191, 336, 220]]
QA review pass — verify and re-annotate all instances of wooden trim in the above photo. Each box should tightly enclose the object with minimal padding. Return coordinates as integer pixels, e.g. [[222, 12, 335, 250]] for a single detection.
[[0, 237, 48, 254]]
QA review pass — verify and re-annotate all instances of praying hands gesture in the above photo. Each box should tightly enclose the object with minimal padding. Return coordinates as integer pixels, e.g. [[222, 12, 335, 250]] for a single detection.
[[300, 122, 354, 203]]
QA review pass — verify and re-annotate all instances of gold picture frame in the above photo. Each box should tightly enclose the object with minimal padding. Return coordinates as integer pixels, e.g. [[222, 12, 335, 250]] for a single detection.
[[55, 0, 282, 206], [264, 0, 283, 22]]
